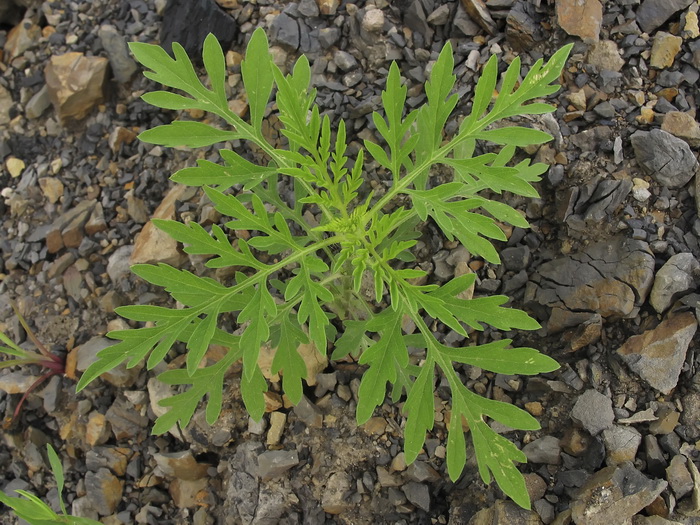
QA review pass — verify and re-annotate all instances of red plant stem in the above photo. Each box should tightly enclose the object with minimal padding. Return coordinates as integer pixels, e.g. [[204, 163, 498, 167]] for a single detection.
[[11, 370, 61, 422]]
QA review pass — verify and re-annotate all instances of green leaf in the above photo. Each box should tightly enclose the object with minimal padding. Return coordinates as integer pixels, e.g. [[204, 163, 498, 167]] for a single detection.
[[154, 346, 241, 434], [241, 28, 274, 130], [270, 315, 308, 405], [331, 320, 370, 360], [239, 283, 277, 380], [475, 127, 552, 147], [356, 309, 408, 424], [202, 33, 227, 107], [240, 363, 268, 421], [464, 54, 498, 128], [439, 340, 559, 375], [403, 360, 435, 462], [46, 445, 67, 515], [139, 121, 239, 148]]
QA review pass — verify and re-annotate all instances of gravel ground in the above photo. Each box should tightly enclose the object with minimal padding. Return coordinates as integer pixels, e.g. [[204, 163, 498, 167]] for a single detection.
[[1, 0, 700, 524]]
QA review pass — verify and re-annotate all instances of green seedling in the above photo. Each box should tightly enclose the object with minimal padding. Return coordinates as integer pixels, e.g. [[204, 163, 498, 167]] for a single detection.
[[77, 29, 569, 508], [0, 303, 65, 427], [0, 444, 101, 524]]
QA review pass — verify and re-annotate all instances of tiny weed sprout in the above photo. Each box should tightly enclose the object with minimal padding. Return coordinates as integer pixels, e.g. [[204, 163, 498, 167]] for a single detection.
[[0, 444, 101, 524], [76, 29, 570, 508], [0, 303, 65, 427]]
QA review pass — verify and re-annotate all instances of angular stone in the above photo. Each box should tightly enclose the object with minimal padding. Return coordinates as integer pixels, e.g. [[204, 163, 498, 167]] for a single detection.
[[650, 32, 683, 69], [661, 111, 700, 148], [170, 478, 208, 509], [161, 0, 237, 59], [270, 12, 299, 51], [45, 53, 109, 123], [0, 85, 12, 126], [85, 468, 123, 516], [154, 450, 210, 481], [462, 0, 497, 35], [402, 481, 430, 512], [571, 463, 667, 525], [617, 312, 697, 394], [522, 435, 562, 465], [631, 129, 698, 189], [98, 25, 137, 84], [322, 471, 352, 514], [362, 8, 385, 33], [26, 85, 51, 119], [468, 500, 543, 524], [571, 389, 615, 436], [556, 0, 602, 42], [38, 177, 64, 204], [4, 19, 41, 60], [257, 450, 299, 481], [587, 40, 625, 72], [650, 253, 699, 313], [602, 426, 642, 466], [666, 454, 693, 498], [316, 0, 339, 15], [636, 0, 694, 34], [130, 185, 188, 266]]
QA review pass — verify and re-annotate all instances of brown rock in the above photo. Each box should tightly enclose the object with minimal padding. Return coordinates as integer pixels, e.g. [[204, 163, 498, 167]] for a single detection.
[[4, 19, 41, 60], [85, 468, 123, 516], [169, 478, 208, 509], [108, 126, 137, 153], [85, 202, 108, 235], [322, 472, 352, 514], [661, 111, 700, 148], [130, 185, 189, 266], [650, 32, 683, 69], [556, 0, 602, 42], [86, 412, 111, 447], [38, 177, 64, 204], [587, 40, 625, 72], [45, 52, 109, 123], [617, 312, 698, 394], [154, 450, 210, 481], [316, 0, 339, 15], [0, 85, 12, 126]]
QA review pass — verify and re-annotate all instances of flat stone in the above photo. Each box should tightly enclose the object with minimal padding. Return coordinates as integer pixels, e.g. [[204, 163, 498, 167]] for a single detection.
[[468, 500, 543, 524], [26, 85, 51, 119], [525, 237, 654, 333], [170, 478, 208, 509], [587, 40, 625, 72], [462, 0, 497, 35], [661, 111, 700, 147], [98, 25, 137, 84], [293, 395, 323, 428], [130, 185, 189, 266], [85, 468, 123, 516], [0, 371, 39, 394], [636, 0, 694, 34], [6, 157, 24, 178], [617, 312, 697, 394], [602, 426, 642, 466], [270, 12, 299, 51], [631, 129, 698, 189], [38, 177, 64, 204], [571, 463, 667, 525], [45, 53, 109, 123], [650, 32, 683, 69], [154, 450, 210, 481], [556, 0, 602, 42], [571, 389, 615, 436], [402, 481, 430, 512], [316, 0, 339, 15], [522, 435, 562, 465], [0, 85, 12, 126], [666, 454, 693, 498], [649, 253, 699, 313], [258, 450, 299, 481]]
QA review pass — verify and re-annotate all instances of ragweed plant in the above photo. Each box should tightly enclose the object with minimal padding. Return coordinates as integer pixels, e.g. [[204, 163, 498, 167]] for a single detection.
[[76, 29, 570, 507], [0, 444, 101, 524]]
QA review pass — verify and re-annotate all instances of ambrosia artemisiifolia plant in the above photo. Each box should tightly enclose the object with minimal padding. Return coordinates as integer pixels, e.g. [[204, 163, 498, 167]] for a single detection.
[[76, 29, 570, 508]]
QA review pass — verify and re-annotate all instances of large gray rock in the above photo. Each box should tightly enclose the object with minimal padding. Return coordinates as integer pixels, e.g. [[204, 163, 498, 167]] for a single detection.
[[631, 129, 698, 189], [649, 253, 700, 313], [98, 25, 137, 84], [636, 0, 694, 33], [617, 312, 697, 395], [525, 237, 654, 334]]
